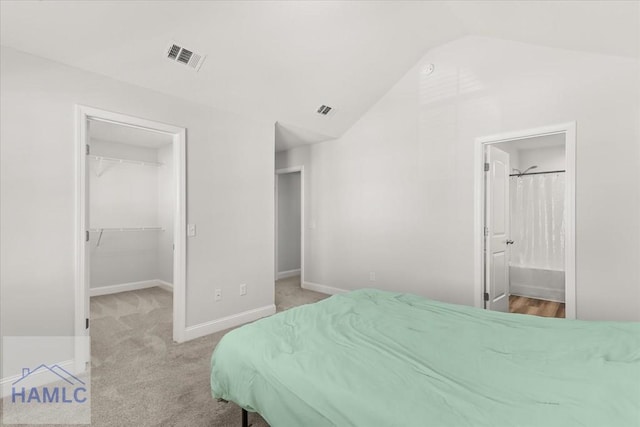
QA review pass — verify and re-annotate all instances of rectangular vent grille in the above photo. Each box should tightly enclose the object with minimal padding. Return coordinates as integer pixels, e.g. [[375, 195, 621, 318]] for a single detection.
[[317, 105, 332, 115], [166, 42, 206, 71], [177, 48, 193, 64], [168, 44, 180, 60]]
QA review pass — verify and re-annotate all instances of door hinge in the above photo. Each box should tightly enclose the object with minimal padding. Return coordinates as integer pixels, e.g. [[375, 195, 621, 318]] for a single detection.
[[86, 144, 90, 155], [484, 292, 489, 302], [86, 318, 90, 329], [484, 226, 489, 237], [484, 162, 490, 172], [85, 230, 89, 242]]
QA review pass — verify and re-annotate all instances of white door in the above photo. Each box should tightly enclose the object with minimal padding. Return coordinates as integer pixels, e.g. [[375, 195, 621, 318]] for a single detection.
[[485, 146, 510, 312]]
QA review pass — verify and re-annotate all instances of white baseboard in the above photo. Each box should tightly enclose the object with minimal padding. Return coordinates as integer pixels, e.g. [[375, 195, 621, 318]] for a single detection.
[[1, 359, 75, 398], [277, 269, 301, 280], [302, 281, 348, 295], [156, 280, 173, 292], [90, 280, 171, 297], [183, 304, 276, 341]]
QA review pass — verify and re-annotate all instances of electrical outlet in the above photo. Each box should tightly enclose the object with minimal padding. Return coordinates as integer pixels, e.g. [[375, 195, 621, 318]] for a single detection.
[[369, 272, 376, 281], [187, 223, 196, 237], [240, 284, 247, 296], [214, 289, 222, 301]]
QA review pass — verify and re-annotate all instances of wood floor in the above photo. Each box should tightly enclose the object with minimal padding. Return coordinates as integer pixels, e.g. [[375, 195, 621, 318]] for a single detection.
[[509, 295, 565, 318]]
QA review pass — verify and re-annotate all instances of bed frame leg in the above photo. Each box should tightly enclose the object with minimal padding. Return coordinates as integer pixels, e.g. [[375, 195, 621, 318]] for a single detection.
[[242, 408, 248, 427]]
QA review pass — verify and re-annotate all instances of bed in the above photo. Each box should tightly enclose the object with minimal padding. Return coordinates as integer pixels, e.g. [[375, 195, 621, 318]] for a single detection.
[[210, 289, 640, 426]]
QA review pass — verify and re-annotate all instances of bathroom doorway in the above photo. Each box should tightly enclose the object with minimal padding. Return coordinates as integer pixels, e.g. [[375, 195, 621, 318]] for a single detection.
[[474, 123, 576, 319]]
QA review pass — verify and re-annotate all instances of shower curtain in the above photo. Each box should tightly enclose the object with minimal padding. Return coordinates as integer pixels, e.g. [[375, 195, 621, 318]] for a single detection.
[[510, 173, 565, 270]]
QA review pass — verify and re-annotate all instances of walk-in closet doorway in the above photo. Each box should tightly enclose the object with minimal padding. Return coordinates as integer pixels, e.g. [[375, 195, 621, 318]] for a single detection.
[[75, 106, 186, 373]]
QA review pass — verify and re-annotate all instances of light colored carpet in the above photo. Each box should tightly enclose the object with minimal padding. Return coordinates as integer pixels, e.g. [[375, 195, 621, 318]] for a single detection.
[[3, 276, 327, 427]]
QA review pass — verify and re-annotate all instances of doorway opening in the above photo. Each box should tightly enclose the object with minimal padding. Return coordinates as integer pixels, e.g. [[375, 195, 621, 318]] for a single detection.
[[275, 166, 304, 288], [474, 123, 576, 319], [75, 106, 186, 373]]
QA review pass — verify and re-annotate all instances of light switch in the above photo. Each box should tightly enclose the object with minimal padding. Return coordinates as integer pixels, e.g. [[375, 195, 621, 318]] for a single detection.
[[187, 224, 196, 237]]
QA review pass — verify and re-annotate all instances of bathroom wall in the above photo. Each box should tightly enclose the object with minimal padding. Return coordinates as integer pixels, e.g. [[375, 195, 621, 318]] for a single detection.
[[498, 144, 520, 172], [518, 145, 565, 173]]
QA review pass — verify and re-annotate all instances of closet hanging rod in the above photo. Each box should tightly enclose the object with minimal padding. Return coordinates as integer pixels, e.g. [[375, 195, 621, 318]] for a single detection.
[[509, 170, 565, 177], [89, 227, 165, 232], [88, 154, 164, 167]]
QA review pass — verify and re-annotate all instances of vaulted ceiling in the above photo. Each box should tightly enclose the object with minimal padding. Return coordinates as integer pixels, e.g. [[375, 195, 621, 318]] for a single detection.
[[2, 1, 638, 150]]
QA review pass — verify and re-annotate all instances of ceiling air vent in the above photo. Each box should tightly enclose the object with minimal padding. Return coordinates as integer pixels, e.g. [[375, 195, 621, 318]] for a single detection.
[[166, 42, 206, 71], [316, 105, 333, 116]]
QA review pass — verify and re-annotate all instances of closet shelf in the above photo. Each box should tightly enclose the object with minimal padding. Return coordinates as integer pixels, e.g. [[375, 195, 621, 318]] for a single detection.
[[89, 227, 165, 232], [88, 154, 164, 167]]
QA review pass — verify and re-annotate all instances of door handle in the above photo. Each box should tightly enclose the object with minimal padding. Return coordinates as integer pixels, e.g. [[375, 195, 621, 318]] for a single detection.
[[506, 240, 514, 245]]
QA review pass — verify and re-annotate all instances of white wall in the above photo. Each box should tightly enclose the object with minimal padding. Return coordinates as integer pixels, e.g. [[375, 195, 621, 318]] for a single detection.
[[157, 144, 174, 285], [495, 133, 566, 175], [276, 146, 311, 172], [0, 47, 275, 373], [89, 140, 161, 288], [498, 144, 520, 172], [288, 36, 640, 321], [518, 145, 565, 173], [276, 146, 312, 279], [277, 172, 301, 274]]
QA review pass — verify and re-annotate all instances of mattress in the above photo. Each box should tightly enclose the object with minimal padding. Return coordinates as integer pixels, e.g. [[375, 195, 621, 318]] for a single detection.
[[210, 289, 640, 426]]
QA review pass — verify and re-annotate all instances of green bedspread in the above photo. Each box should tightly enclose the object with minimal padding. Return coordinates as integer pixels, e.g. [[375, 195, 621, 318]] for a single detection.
[[211, 289, 640, 426]]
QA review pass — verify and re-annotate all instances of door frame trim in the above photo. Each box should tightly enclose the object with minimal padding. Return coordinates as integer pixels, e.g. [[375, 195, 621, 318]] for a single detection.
[[275, 166, 305, 284], [473, 122, 576, 318], [74, 105, 187, 373]]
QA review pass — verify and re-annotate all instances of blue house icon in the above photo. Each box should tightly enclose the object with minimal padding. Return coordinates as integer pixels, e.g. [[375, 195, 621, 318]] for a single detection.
[[12, 364, 85, 386]]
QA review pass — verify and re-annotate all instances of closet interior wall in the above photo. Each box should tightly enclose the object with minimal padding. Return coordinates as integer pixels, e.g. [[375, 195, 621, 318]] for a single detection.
[[89, 134, 174, 293]]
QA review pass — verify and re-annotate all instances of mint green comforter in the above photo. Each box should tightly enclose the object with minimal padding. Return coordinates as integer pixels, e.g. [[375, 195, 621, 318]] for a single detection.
[[211, 289, 640, 426]]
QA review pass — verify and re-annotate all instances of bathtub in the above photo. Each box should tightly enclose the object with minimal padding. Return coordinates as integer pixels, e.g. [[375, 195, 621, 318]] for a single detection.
[[509, 265, 565, 303]]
